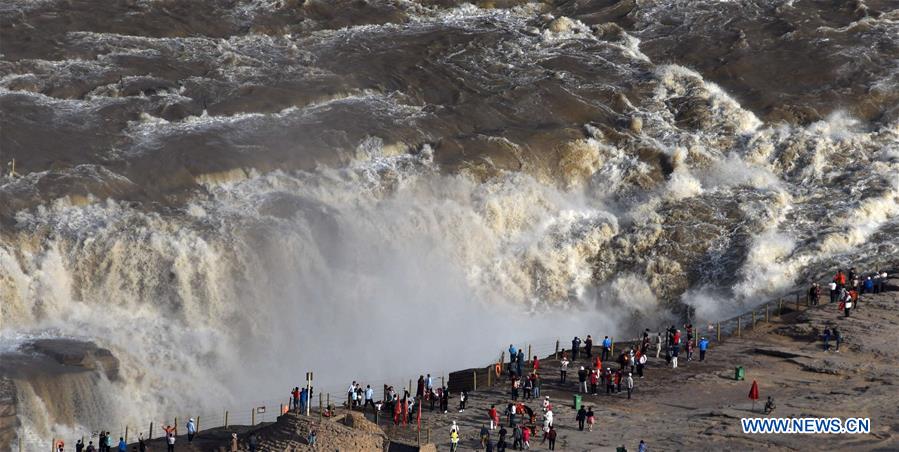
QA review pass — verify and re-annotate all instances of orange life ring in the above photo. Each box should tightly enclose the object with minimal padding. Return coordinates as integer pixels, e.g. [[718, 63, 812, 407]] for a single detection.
[[495, 363, 502, 377]]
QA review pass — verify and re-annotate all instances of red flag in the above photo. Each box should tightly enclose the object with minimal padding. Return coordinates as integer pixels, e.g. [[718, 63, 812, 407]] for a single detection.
[[748, 380, 759, 400]]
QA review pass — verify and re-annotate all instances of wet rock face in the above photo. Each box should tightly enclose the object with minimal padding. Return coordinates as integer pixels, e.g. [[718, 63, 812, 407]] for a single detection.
[[0, 339, 119, 381], [0, 378, 16, 448], [0, 339, 119, 445]]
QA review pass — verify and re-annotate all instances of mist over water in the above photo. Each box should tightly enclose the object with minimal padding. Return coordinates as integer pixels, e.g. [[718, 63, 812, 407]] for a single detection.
[[1, 0, 898, 447]]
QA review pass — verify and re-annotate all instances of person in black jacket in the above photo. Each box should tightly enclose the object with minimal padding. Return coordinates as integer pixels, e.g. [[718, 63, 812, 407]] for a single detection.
[[576, 406, 587, 431]]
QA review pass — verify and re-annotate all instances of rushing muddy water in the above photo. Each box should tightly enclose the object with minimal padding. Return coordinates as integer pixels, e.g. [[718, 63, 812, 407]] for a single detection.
[[1, 0, 897, 447]]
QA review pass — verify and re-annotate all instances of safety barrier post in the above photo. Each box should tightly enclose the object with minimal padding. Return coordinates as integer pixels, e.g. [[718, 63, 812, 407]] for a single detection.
[[306, 372, 313, 416], [555, 340, 560, 359], [124, 426, 128, 444], [174, 417, 178, 435], [251, 409, 255, 426], [765, 304, 770, 323], [487, 365, 492, 386], [795, 293, 800, 312], [527, 345, 532, 363], [149, 422, 154, 439], [737, 317, 741, 337], [716, 322, 720, 342], [473, 370, 477, 391], [319, 393, 323, 424], [196, 416, 200, 433], [224, 412, 229, 429]]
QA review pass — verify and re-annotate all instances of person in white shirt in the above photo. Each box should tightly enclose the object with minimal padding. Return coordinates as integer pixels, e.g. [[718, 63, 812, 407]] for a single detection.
[[829, 281, 838, 303], [559, 358, 569, 383]]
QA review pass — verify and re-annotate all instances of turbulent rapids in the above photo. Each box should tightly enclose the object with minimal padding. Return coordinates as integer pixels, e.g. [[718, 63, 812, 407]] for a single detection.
[[1, 0, 898, 447]]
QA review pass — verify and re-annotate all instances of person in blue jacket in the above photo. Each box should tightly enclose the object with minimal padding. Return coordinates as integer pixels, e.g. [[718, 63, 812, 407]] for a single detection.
[[116, 437, 126, 452], [601, 336, 612, 361], [698, 337, 710, 361], [186, 418, 197, 442]]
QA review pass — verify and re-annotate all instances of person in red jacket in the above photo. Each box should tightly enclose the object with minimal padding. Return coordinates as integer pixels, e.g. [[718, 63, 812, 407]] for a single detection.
[[834, 269, 846, 289], [589, 369, 599, 395], [489, 404, 499, 430], [533, 356, 540, 372]]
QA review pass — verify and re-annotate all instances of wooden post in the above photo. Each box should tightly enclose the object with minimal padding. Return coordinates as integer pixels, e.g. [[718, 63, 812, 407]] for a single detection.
[[527, 345, 532, 363], [319, 393, 323, 424], [196, 416, 200, 433], [251, 409, 255, 426], [487, 365, 492, 386], [409, 379, 413, 396], [500, 351, 505, 365], [174, 417, 178, 435], [611, 340, 615, 355], [716, 322, 721, 342], [473, 370, 477, 391], [737, 317, 741, 337], [441, 376, 445, 388], [555, 340, 560, 359], [765, 304, 770, 323], [125, 426, 129, 444], [327, 393, 331, 408], [224, 411, 229, 429], [51, 437, 54, 452], [149, 422, 154, 439]]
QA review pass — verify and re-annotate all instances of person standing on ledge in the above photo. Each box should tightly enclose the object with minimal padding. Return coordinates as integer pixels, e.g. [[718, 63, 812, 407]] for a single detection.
[[560, 356, 570, 383], [517, 349, 525, 376], [585, 335, 593, 358], [571, 336, 581, 361], [576, 405, 587, 431], [829, 280, 838, 304], [833, 327, 842, 352], [601, 336, 612, 361], [546, 426, 557, 450], [699, 337, 709, 362], [626, 373, 635, 399], [489, 404, 499, 430], [186, 418, 197, 442], [655, 331, 663, 359]]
